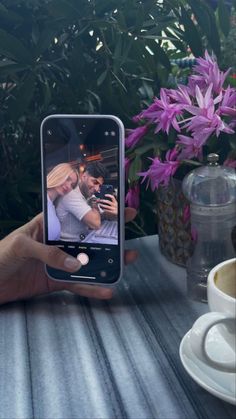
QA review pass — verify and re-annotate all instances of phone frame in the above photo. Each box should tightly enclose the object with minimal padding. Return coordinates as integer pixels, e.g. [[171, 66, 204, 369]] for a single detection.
[[40, 114, 125, 285]]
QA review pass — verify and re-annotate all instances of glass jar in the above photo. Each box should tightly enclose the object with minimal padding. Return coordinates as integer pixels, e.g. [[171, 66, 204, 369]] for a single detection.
[[182, 154, 236, 302]]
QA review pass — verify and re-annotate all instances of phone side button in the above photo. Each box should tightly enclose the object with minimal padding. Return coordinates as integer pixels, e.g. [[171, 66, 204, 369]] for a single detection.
[[77, 252, 89, 266]]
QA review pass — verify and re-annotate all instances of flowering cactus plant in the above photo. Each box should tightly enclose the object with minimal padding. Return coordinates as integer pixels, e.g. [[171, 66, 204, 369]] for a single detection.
[[125, 51, 236, 208]]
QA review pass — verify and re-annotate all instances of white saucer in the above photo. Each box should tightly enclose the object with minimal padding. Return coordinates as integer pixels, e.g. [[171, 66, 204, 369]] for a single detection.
[[179, 329, 236, 405]]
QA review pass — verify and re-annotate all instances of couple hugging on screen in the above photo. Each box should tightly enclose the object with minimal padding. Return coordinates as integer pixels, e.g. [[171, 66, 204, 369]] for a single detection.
[[47, 161, 118, 242]]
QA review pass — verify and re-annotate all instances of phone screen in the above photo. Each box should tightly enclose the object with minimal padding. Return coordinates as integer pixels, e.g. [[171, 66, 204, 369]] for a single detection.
[[41, 115, 124, 284]]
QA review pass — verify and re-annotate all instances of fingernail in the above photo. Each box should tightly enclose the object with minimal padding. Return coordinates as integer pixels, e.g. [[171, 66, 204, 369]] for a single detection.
[[64, 257, 81, 270]]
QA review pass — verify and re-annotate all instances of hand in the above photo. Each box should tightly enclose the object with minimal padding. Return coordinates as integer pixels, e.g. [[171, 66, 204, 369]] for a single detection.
[[0, 208, 137, 305], [87, 195, 99, 209], [98, 194, 118, 217]]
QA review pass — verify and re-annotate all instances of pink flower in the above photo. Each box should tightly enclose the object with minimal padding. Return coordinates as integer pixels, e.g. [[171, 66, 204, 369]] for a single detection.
[[190, 51, 231, 94], [126, 51, 236, 192], [125, 184, 140, 209], [134, 89, 182, 134], [166, 147, 179, 161], [139, 150, 180, 191], [223, 158, 236, 168], [153, 89, 183, 134], [177, 134, 206, 160], [168, 85, 192, 106], [133, 98, 161, 123], [182, 84, 234, 141], [125, 125, 148, 148], [219, 86, 236, 118]]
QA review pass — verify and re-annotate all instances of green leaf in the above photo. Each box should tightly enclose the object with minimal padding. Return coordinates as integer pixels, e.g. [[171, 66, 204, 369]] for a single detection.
[[180, 6, 203, 57], [146, 40, 171, 72], [42, 80, 52, 109], [114, 34, 122, 63], [0, 59, 17, 67], [86, 89, 102, 110], [111, 71, 127, 92], [134, 142, 154, 156], [97, 69, 108, 86], [7, 73, 36, 121], [46, 0, 80, 19], [218, 0, 231, 37], [206, 11, 221, 57], [128, 156, 142, 182], [0, 3, 8, 13], [187, 0, 212, 34], [228, 76, 236, 87], [138, 81, 154, 100], [0, 61, 29, 77], [189, 0, 221, 57], [0, 4, 23, 24], [34, 27, 59, 56], [164, 28, 186, 53], [0, 29, 32, 64]]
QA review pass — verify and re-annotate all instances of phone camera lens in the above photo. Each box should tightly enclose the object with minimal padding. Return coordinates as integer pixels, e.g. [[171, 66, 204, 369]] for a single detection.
[[100, 271, 107, 278], [47, 129, 52, 136]]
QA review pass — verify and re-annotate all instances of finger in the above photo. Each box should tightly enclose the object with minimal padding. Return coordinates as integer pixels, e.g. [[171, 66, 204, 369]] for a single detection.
[[65, 283, 113, 299], [99, 199, 111, 205], [12, 213, 43, 239], [18, 236, 81, 273], [105, 194, 115, 201], [99, 203, 114, 211], [124, 249, 138, 264], [26, 213, 44, 241], [125, 207, 137, 223]]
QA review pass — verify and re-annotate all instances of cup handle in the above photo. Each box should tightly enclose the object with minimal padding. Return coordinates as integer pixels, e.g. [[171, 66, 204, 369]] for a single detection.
[[190, 312, 236, 373]]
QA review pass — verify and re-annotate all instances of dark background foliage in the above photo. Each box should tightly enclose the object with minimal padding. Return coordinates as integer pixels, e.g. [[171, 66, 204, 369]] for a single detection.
[[0, 0, 235, 238]]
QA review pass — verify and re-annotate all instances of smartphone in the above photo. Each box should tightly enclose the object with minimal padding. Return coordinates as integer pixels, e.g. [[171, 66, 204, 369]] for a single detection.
[[41, 114, 124, 285], [95, 184, 114, 200]]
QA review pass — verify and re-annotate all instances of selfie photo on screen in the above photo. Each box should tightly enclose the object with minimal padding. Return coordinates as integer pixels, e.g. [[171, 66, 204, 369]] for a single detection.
[[45, 118, 119, 245]]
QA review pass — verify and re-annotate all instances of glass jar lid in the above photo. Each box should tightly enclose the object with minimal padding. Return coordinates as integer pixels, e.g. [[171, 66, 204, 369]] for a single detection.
[[182, 154, 236, 206]]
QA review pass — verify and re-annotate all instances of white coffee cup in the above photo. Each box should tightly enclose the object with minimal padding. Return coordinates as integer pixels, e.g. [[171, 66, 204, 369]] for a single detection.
[[190, 258, 236, 373]]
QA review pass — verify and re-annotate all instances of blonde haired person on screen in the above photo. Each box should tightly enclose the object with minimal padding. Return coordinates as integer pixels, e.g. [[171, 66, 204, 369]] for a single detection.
[[47, 163, 78, 240]]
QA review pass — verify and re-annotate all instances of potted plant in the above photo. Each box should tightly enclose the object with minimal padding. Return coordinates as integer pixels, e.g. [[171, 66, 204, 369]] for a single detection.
[[125, 51, 236, 265]]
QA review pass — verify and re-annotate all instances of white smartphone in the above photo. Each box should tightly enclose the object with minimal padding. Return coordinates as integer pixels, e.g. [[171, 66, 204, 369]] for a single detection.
[[40, 114, 124, 285]]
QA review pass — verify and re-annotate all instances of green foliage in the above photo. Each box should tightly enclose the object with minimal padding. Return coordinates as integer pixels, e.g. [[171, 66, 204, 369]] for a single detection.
[[219, 9, 236, 71], [0, 0, 234, 238]]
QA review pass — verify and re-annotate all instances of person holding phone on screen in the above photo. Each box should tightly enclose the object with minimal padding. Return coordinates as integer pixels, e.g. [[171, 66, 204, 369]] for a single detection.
[[55, 161, 118, 242]]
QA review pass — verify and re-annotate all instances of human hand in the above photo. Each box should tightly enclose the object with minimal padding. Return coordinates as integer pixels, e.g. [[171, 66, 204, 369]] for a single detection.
[[0, 208, 137, 305], [87, 195, 99, 209], [98, 194, 118, 217]]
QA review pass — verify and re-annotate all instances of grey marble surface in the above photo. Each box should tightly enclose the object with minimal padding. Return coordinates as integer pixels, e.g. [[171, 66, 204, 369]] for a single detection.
[[0, 235, 235, 419]]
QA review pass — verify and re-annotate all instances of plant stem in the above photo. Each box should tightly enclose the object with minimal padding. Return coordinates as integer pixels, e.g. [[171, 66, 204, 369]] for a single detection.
[[182, 159, 203, 167]]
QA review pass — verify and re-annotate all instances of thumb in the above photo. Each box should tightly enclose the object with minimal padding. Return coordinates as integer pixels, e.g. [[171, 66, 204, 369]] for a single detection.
[[22, 237, 81, 272]]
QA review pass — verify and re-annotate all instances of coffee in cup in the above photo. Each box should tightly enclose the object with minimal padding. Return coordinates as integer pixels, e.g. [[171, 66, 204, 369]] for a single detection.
[[190, 258, 236, 373]]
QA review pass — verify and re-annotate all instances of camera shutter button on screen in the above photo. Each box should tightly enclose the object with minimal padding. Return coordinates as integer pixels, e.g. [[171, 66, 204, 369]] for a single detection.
[[77, 252, 89, 265]]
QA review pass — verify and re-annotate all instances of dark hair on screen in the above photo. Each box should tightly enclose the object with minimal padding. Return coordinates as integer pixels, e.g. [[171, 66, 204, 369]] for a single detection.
[[85, 161, 109, 180]]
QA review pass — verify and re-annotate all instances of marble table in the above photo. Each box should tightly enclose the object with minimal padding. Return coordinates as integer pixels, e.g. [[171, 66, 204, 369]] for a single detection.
[[0, 235, 235, 419]]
